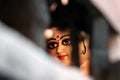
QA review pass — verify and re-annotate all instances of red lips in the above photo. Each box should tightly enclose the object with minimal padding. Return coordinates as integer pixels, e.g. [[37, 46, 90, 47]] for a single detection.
[[57, 54, 67, 60]]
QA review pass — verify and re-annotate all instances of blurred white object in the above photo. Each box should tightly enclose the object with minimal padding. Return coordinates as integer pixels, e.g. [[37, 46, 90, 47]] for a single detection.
[[44, 29, 53, 39], [0, 21, 90, 80]]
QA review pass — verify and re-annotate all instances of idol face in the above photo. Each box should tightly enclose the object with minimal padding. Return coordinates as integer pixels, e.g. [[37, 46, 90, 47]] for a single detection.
[[46, 28, 90, 75], [46, 27, 72, 66], [79, 36, 90, 76]]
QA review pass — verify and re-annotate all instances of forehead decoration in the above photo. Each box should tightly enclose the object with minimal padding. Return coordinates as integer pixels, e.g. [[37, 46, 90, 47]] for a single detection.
[[56, 34, 60, 39]]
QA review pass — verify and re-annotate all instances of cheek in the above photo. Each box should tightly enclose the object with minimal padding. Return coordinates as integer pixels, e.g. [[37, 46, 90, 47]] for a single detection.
[[78, 43, 84, 52], [64, 46, 72, 55], [80, 50, 90, 64], [47, 49, 57, 56], [80, 54, 86, 61]]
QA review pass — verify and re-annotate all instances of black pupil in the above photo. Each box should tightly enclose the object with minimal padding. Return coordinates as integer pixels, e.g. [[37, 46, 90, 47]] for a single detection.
[[48, 42, 58, 49], [62, 39, 71, 45]]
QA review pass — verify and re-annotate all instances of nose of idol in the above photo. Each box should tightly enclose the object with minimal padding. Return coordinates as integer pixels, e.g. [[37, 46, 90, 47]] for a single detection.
[[57, 41, 64, 54]]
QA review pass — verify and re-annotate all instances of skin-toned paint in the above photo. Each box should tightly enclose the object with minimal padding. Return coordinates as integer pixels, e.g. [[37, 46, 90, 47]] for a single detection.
[[46, 27, 90, 76]]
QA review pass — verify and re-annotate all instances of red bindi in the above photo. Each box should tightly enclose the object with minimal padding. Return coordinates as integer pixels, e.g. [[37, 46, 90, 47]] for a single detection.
[[56, 35, 59, 39]]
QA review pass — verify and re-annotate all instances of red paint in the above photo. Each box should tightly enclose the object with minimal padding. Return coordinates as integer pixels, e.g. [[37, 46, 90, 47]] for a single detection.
[[56, 35, 59, 39], [57, 54, 67, 60]]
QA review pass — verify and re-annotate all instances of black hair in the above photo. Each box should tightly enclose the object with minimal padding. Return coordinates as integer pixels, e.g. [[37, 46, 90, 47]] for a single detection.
[[49, 0, 100, 34]]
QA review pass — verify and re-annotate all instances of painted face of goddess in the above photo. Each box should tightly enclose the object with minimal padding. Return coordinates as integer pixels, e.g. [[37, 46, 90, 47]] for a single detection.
[[46, 27, 72, 66], [46, 28, 90, 76]]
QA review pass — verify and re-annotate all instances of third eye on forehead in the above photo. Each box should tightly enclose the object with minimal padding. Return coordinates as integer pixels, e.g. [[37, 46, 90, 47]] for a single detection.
[[47, 34, 70, 42], [55, 34, 70, 40], [56, 35, 60, 39]]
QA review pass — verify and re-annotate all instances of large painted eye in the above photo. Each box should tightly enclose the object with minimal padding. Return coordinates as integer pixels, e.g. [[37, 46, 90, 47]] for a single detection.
[[47, 42, 58, 49], [62, 38, 71, 45]]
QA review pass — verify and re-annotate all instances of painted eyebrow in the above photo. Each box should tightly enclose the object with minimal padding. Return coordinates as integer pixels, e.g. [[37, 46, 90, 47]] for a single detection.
[[60, 34, 70, 40], [47, 38, 56, 42]]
